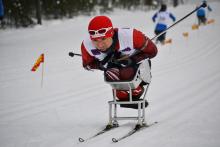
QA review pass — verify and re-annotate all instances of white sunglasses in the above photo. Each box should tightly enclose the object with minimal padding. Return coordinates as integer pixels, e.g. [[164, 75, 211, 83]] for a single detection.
[[89, 27, 112, 38]]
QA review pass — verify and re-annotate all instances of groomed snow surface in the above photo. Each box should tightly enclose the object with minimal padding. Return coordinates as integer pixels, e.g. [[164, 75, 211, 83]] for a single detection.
[[0, 1, 220, 147]]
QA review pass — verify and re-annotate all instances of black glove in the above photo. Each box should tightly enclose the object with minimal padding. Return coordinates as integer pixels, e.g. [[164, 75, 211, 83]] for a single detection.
[[84, 61, 107, 71], [118, 58, 135, 67], [110, 58, 135, 68], [97, 61, 107, 71]]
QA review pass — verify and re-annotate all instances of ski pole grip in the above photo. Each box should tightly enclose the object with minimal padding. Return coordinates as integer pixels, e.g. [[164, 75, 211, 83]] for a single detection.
[[78, 137, 85, 142], [69, 52, 82, 57]]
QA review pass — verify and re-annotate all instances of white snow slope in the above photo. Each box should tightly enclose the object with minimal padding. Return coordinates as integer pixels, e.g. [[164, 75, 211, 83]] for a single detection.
[[0, 1, 220, 147]]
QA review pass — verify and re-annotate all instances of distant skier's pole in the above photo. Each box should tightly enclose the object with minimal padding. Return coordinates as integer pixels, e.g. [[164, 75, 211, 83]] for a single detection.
[[151, 2, 207, 41]]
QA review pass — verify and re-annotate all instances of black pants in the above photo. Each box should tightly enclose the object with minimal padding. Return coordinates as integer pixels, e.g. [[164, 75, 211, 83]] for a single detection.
[[197, 15, 207, 25], [155, 30, 166, 43]]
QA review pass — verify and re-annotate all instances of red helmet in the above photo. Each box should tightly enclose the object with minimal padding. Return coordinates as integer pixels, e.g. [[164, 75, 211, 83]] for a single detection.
[[88, 16, 114, 40]]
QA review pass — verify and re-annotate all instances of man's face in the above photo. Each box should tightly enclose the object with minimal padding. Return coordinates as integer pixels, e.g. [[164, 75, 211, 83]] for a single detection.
[[92, 37, 113, 52]]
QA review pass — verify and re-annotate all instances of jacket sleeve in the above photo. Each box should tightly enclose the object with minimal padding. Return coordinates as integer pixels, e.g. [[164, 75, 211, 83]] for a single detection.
[[81, 42, 100, 70], [152, 13, 158, 22], [207, 5, 212, 11], [169, 13, 176, 22], [131, 29, 158, 63]]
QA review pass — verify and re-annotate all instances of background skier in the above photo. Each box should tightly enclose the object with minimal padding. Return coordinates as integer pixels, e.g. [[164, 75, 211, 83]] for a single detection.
[[152, 4, 176, 44], [196, 0, 212, 25], [0, 0, 4, 27]]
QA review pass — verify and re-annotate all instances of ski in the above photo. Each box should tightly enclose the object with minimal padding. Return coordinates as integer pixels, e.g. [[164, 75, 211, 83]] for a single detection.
[[112, 121, 158, 143], [78, 123, 119, 142]]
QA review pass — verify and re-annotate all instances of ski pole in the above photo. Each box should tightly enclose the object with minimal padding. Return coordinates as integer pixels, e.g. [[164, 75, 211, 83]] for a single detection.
[[69, 52, 81, 57], [151, 2, 207, 40]]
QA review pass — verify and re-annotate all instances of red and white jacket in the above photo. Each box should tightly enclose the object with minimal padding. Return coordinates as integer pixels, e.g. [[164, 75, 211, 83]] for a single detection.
[[81, 28, 158, 70]]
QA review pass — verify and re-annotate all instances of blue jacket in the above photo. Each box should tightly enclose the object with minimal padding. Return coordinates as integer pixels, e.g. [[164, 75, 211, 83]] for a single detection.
[[0, 0, 4, 17], [196, 5, 212, 17]]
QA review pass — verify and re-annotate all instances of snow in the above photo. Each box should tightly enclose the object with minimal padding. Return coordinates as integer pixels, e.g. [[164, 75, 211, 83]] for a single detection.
[[1, 1, 220, 147]]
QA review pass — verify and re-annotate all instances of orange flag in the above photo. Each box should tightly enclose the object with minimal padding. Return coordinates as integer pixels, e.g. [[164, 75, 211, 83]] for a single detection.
[[164, 38, 172, 44], [192, 24, 199, 30], [207, 19, 215, 24], [183, 32, 189, 38], [31, 54, 44, 72]]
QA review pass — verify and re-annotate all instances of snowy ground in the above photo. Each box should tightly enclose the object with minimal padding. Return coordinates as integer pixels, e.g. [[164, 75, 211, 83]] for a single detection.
[[0, 1, 220, 147]]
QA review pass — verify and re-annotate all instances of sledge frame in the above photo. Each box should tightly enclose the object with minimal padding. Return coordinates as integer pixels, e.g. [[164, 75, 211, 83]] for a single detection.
[[105, 59, 151, 126]]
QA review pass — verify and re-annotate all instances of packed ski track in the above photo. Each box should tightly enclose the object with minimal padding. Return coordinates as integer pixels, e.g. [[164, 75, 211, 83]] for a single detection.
[[0, 1, 220, 147]]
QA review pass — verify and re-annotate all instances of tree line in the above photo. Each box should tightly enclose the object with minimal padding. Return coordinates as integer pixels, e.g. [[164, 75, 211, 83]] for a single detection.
[[1, 0, 182, 28]]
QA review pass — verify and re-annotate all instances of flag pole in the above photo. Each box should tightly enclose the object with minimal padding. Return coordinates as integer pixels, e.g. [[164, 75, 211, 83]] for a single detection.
[[41, 54, 44, 88]]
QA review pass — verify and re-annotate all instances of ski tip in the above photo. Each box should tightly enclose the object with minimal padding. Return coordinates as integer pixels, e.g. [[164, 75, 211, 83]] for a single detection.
[[112, 138, 118, 143], [78, 137, 85, 142]]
